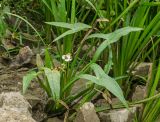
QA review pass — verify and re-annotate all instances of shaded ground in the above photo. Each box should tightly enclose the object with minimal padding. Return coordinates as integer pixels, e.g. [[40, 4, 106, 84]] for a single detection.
[[0, 57, 46, 121]]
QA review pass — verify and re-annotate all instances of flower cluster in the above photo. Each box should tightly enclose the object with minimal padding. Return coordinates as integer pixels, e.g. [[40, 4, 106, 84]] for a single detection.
[[62, 53, 72, 62]]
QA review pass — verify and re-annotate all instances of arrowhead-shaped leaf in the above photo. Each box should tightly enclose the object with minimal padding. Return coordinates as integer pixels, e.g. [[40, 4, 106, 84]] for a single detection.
[[78, 63, 128, 108], [45, 22, 91, 42], [87, 27, 143, 62]]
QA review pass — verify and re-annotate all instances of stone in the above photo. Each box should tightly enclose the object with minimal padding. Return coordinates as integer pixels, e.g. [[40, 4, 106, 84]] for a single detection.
[[0, 108, 35, 122], [99, 106, 141, 122], [15, 46, 33, 65], [24, 94, 41, 107], [10, 46, 34, 68], [95, 98, 120, 107], [0, 92, 36, 122], [132, 62, 152, 77], [71, 79, 87, 94], [132, 85, 146, 101], [74, 102, 100, 122], [0, 92, 31, 115], [47, 117, 63, 122]]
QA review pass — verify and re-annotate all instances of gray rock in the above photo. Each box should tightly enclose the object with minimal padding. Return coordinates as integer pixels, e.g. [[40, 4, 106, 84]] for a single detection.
[[99, 106, 141, 122], [10, 46, 34, 68], [16, 46, 33, 65], [0, 92, 36, 122], [132, 85, 146, 101], [74, 102, 100, 122], [132, 62, 152, 77], [0, 108, 35, 122], [24, 94, 41, 107], [0, 92, 31, 108], [71, 79, 87, 94], [47, 117, 63, 122]]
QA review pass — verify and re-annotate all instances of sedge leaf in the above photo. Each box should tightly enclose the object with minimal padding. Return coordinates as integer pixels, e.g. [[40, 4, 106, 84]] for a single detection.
[[84, 0, 97, 12]]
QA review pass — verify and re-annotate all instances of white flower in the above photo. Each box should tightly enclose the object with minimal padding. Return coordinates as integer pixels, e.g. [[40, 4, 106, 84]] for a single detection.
[[62, 53, 72, 62]]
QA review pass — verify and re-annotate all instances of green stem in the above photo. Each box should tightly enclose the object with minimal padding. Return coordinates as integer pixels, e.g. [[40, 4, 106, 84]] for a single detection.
[[71, 0, 76, 24]]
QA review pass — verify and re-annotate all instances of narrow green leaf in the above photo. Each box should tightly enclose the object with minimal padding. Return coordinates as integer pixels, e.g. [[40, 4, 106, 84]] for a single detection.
[[71, 0, 76, 23], [44, 68, 60, 100], [45, 49, 53, 69], [41, 0, 53, 13], [45, 22, 91, 30], [46, 22, 91, 42], [45, 22, 74, 29], [104, 45, 113, 74], [23, 71, 37, 94], [141, 2, 160, 6], [5, 12, 45, 45], [53, 29, 81, 42], [84, 0, 97, 12]]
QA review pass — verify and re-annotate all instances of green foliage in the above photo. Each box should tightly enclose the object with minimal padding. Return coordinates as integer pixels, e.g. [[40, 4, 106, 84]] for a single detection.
[[0, 2, 9, 39], [46, 22, 91, 42], [22, 25, 142, 114], [87, 27, 142, 62], [43, 68, 60, 101], [23, 71, 37, 94], [140, 61, 160, 122], [0, 17, 6, 38], [79, 63, 128, 108], [45, 49, 53, 68], [112, 1, 160, 76], [3, 0, 160, 120]]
